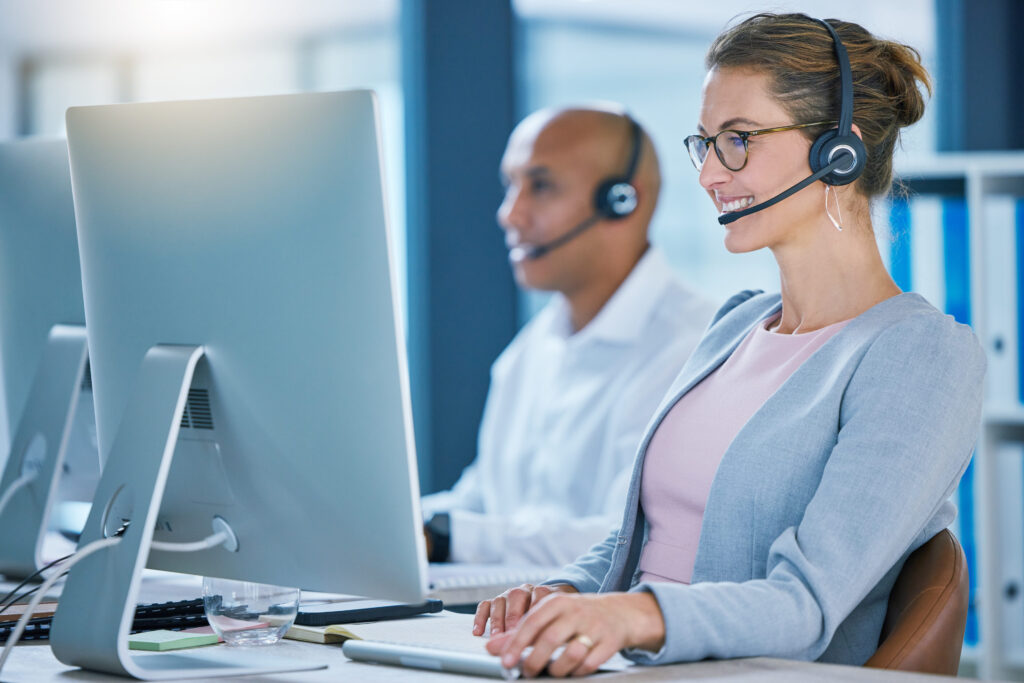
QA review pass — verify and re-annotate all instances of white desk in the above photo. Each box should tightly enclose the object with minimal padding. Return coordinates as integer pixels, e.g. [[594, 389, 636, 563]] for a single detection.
[[0, 621, 968, 682], [2, 611, 970, 682], [0, 570, 972, 682]]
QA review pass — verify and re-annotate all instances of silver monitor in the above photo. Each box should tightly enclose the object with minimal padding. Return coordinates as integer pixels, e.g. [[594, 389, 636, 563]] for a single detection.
[[50, 90, 427, 679], [0, 138, 99, 578]]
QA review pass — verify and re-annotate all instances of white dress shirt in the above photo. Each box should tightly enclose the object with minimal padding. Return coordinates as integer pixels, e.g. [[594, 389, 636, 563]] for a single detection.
[[422, 248, 716, 566]]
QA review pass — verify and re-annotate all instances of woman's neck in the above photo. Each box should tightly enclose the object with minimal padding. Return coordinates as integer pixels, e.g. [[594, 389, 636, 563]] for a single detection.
[[770, 217, 901, 334]]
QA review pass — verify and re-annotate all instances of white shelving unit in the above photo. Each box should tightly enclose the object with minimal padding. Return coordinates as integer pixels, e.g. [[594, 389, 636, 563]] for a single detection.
[[896, 152, 1024, 680]]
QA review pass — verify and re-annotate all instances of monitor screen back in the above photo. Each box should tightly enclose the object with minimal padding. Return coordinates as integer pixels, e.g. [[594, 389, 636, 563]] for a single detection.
[[66, 91, 426, 600]]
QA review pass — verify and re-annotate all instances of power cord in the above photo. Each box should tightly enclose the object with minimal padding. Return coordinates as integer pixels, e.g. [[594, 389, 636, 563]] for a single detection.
[[0, 522, 130, 619], [150, 529, 230, 553], [0, 472, 37, 522], [1, 526, 230, 617], [0, 534, 122, 673], [0, 522, 233, 672]]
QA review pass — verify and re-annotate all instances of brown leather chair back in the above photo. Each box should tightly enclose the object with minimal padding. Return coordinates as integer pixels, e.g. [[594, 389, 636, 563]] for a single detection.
[[864, 529, 969, 675]]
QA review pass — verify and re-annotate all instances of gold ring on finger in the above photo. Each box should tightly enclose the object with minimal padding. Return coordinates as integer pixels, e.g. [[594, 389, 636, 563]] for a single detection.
[[575, 634, 595, 649]]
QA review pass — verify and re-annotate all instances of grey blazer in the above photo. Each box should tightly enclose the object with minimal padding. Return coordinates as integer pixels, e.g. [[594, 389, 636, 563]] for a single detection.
[[546, 290, 985, 666]]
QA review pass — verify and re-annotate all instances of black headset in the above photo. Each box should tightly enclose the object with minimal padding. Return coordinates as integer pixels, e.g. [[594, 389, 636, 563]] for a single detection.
[[594, 116, 642, 219], [718, 17, 866, 225], [513, 114, 642, 261], [808, 18, 866, 186]]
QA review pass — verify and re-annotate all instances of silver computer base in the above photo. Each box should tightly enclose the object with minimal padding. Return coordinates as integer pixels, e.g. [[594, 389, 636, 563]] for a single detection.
[[0, 324, 87, 579], [49, 345, 323, 679]]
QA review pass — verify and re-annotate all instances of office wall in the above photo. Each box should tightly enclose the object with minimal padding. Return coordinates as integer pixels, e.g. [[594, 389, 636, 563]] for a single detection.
[[0, 58, 15, 140], [936, 0, 1024, 152], [401, 0, 518, 493]]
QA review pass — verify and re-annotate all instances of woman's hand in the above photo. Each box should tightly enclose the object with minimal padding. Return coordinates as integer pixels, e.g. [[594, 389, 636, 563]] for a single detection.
[[485, 591, 665, 678], [473, 583, 577, 636]]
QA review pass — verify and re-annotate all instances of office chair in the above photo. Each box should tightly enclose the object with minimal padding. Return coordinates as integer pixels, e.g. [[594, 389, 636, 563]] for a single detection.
[[864, 529, 969, 675]]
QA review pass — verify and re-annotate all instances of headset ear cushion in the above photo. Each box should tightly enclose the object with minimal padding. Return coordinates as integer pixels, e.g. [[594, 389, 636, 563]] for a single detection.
[[809, 128, 867, 186], [593, 178, 638, 219]]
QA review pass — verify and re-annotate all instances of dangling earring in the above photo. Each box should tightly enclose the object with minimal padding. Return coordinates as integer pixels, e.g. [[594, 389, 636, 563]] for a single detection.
[[825, 185, 843, 232]]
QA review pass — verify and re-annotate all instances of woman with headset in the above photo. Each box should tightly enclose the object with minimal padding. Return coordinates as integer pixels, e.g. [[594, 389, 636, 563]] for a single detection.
[[473, 13, 985, 678]]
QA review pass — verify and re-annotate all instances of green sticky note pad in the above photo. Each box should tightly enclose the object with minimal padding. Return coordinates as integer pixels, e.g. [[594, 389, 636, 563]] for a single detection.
[[128, 629, 219, 651]]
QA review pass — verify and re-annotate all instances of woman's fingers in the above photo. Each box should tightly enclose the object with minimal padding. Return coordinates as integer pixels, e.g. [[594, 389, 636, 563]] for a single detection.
[[484, 630, 513, 655], [519, 617, 578, 678], [485, 592, 629, 678], [472, 599, 492, 636], [502, 584, 536, 630], [495, 593, 567, 669], [545, 633, 594, 678], [473, 584, 541, 636], [572, 640, 619, 678], [490, 595, 508, 634], [475, 584, 579, 638]]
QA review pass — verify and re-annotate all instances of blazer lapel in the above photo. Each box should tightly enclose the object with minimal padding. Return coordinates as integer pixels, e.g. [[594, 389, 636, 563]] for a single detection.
[[602, 294, 782, 591]]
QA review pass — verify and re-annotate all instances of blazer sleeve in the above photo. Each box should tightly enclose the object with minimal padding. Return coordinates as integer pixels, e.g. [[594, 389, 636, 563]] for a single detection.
[[540, 527, 621, 593], [624, 313, 986, 665]]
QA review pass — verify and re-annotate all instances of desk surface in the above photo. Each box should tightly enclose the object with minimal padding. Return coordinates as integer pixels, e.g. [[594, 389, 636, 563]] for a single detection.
[[0, 571, 969, 682], [2, 613, 967, 682], [0, 626, 965, 682]]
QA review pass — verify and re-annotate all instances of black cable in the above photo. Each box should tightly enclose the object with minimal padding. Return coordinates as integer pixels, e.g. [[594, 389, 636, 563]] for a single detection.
[[0, 524, 130, 618], [0, 553, 72, 606], [0, 552, 73, 618], [0, 536, 121, 670], [0, 586, 42, 619]]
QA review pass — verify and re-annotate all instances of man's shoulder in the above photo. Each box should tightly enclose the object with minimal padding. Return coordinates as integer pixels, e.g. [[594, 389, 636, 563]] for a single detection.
[[632, 270, 722, 347], [656, 275, 718, 322], [617, 250, 707, 322]]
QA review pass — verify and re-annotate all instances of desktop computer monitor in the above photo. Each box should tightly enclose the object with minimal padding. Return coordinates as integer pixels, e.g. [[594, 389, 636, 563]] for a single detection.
[[50, 90, 427, 679], [0, 138, 99, 578]]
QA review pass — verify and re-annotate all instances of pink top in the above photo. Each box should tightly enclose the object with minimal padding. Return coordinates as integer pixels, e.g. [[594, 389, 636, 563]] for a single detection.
[[637, 313, 851, 584]]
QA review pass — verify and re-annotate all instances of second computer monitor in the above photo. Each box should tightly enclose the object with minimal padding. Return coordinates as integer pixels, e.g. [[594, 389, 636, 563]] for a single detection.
[[0, 138, 99, 578], [0, 137, 98, 503]]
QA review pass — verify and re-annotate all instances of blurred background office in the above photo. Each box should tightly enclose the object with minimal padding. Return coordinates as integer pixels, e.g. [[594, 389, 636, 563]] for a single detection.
[[0, 0, 1021, 678]]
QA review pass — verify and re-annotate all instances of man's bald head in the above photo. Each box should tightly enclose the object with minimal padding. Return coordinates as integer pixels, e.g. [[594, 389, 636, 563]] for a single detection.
[[496, 105, 661, 302], [503, 107, 661, 223]]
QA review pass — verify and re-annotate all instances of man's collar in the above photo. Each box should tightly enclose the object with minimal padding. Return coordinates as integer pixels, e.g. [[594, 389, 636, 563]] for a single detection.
[[562, 247, 675, 346]]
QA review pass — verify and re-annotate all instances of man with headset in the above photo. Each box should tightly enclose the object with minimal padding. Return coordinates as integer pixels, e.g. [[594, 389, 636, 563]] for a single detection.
[[422, 106, 715, 567]]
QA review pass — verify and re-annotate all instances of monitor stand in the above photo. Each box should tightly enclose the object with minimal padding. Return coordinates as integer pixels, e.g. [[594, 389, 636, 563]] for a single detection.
[[49, 344, 324, 680], [0, 324, 88, 579]]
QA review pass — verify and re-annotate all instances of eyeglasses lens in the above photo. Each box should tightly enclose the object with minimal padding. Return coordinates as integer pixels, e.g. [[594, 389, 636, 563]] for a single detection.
[[686, 136, 708, 170], [717, 132, 747, 171], [687, 132, 748, 171]]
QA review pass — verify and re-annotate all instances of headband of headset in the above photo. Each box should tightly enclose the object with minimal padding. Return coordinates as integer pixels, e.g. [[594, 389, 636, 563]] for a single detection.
[[808, 18, 866, 186]]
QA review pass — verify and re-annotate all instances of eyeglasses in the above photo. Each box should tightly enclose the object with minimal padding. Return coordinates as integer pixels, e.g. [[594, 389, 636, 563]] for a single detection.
[[684, 121, 835, 172]]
